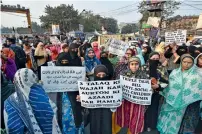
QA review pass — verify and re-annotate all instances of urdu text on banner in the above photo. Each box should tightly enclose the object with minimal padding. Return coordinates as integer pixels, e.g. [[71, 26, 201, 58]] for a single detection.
[[78, 80, 122, 108], [41, 66, 86, 92], [120, 75, 152, 105]]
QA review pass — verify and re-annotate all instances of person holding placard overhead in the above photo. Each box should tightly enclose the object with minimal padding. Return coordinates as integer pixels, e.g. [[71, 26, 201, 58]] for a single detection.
[[115, 57, 149, 134]]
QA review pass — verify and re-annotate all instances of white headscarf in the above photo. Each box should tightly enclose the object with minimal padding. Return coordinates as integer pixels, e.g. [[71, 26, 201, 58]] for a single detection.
[[194, 53, 202, 76]]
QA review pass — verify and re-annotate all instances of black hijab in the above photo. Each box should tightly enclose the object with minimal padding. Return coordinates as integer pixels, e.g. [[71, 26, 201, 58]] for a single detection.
[[56, 52, 82, 66], [143, 46, 152, 63], [148, 52, 160, 79], [94, 65, 110, 81], [99, 52, 114, 79], [193, 47, 202, 58], [69, 43, 79, 59], [176, 45, 188, 57], [188, 45, 196, 57]]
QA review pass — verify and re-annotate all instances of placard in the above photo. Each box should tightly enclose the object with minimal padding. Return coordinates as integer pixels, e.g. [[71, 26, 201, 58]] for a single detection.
[[52, 25, 60, 35], [78, 80, 122, 108], [196, 13, 202, 29], [108, 38, 129, 57], [147, 17, 161, 28], [41, 66, 86, 92], [120, 75, 152, 105], [165, 29, 187, 45]]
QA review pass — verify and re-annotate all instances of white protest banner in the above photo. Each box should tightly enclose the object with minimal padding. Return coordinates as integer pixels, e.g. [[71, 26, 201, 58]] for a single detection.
[[196, 13, 202, 29], [78, 80, 122, 108], [52, 25, 60, 35], [120, 75, 152, 105], [41, 66, 85, 92], [108, 38, 129, 57], [147, 17, 161, 28], [165, 29, 187, 45]]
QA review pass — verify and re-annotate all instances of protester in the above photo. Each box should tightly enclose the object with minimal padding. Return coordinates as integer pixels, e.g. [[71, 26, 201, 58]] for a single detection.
[[99, 51, 114, 79], [56, 46, 83, 134], [193, 47, 202, 58], [85, 48, 101, 81], [135, 47, 145, 65], [92, 42, 100, 59], [78, 41, 92, 58], [142, 44, 152, 63], [194, 53, 202, 133], [61, 43, 69, 53], [115, 57, 149, 134], [1, 72, 15, 131], [4, 68, 61, 134], [34, 42, 50, 80], [108, 53, 119, 67], [157, 54, 202, 134], [88, 65, 112, 134], [143, 51, 169, 132], [1, 48, 17, 81], [7, 38, 26, 69], [113, 48, 135, 79], [23, 41, 37, 71]]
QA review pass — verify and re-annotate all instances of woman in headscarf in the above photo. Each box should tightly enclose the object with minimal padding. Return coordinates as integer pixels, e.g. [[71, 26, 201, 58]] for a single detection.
[[23, 41, 37, 71], [143, 51, 169, 132], [142, 45, 152, 63], [4, 68, 61, 134], [34, 42, 50, 80], [115, 57, 150, 134], [84, 48, 101, 81], [113, 48, 134, 79], [88, 65, 113, 134], [1, 48, 17, 81], [78, 42, 92, 58], [135, 47, 145, 66], [157, 54, 202, 134], [193, 47, 202, 58], [108, 53, 119, 67], [194, 53, 202, 133], [99, 51, 114, 79], [56, 43, 84, 134], [92, 42, 100, 59]]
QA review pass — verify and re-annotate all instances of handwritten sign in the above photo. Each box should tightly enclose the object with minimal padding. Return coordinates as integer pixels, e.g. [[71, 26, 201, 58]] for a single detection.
[[108, 38, 129, 57], [41, 66, 85, 92], [78, 80, 122, 108], [165, 30, 187, 45], [120, 75, 152, 105]]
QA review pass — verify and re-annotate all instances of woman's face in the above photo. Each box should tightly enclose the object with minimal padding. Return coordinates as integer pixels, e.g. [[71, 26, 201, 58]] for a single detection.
[[197, 55, 202, 67], [142, 47, 148, 53], [150, 54, 160, 60], [181, 57, 193, 71], [129, 61, 140, 73], [63, 47, 69, 53], [125, 50, 132, 59], [101, 53, 107, 58], [96, 72, 107, 78], [88, 50, 95, 58]]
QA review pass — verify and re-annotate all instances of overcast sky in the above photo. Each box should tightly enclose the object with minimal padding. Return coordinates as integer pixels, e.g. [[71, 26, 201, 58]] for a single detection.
[[1, 0, 202, 28]]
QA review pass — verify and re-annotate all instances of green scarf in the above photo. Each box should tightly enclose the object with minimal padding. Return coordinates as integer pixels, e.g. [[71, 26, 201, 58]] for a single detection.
[[109, 56, 119, 67]]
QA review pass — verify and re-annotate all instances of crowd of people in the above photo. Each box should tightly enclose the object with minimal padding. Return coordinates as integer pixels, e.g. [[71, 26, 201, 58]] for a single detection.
[[1, 35, 202, 134]]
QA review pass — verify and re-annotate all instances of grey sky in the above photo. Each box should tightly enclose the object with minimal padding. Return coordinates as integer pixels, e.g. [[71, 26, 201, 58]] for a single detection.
[[1, 0, 202, 28]]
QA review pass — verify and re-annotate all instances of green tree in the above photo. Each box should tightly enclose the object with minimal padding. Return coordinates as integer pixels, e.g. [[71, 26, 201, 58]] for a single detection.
[[121, 24, 138, 34], [101, 17, 118, 33], [138, 0, 181, 27], [31, 22, 45, 33], [40, 4, 80, 32]]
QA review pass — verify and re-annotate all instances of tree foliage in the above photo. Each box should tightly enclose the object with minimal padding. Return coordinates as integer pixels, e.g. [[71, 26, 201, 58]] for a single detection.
[[31, 22, 45, 33], [40, 4, 80, 32], [40, 5, 119, 33], [121, 24, 138, 34], [138, 0, 181, 25]]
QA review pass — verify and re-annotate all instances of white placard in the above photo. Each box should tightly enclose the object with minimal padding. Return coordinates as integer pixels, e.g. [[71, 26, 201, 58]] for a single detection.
[[196, 13, 202, 29], [165, 29, 187, 45], [78, 80, 122, 108], [41, 66, 86, 92], [108, 38, 129, 57], [120, 75, 152, 105], [147, 17, 161, 28], [52, 25, 60, 35]]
